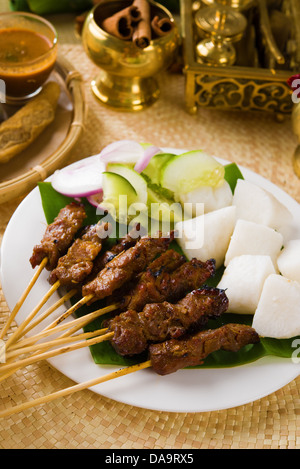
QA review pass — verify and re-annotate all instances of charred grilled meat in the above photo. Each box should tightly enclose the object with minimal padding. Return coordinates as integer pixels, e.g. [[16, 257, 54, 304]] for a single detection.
[[30, 202, 86, 271], [103, 249, 186, 310], [48, 222, 110, 287], [91, 223, 144, 275], [149, 323, 260, 375], [108, 287, 229, 356], [122, 249, 186, 310], [124, 257, 216, 311], [82, 233, 174, 300]]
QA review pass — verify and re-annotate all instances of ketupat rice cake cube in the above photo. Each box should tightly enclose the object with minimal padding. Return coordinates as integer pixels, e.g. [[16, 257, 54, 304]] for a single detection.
[[175, 205, 236, 269], [224, 219, 283, 268], [217, 254, 276, 314], [277, 239, 300, 283], [232, 179, 292, 237], [252, 274, 300, 339]]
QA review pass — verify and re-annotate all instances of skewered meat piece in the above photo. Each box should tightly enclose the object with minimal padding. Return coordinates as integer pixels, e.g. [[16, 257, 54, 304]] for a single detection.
[[104, 248, 186, 309], [149, 323, 260, 375], [30, 202, 86, 271], [108, 287, 229, 356], [91, 223, 144, 275], [124, 257, 216, 311], [82, 233, 174, 300], [48, 222, 110, 287], [121, 249, 186, 310]]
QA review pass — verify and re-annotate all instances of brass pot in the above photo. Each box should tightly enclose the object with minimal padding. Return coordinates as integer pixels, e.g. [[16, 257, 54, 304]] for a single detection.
[[82, 0, 179, 111]]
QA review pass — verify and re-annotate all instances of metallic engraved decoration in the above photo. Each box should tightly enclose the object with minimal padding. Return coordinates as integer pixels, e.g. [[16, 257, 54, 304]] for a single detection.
[[193, 75, 293, 113], [181, 0, 297, 117]]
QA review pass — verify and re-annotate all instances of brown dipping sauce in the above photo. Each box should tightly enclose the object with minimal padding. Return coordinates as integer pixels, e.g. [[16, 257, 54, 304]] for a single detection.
[[0, 28, 57, 97]]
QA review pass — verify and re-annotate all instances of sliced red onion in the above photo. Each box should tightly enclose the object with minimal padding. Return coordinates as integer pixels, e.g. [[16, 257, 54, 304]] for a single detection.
[[87, 190, 104, 207], [51, 155, 105, 197], [99, 140, 144, 164], [134, 145, 161, 173]]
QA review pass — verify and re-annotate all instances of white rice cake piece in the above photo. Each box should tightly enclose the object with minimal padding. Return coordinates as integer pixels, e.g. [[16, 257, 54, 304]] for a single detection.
[[217, 255, 276, 314], [175, 205, 236, 269], [277, 239, 300, 283], [232, 179, 293, 236], [179, 180, 233, 216], [224, 219, 283, 268], [252, 274, 300, 338]]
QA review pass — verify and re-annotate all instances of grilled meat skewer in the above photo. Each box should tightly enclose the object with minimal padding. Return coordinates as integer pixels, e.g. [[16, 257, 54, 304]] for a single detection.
[[0, 322, 260, 418], [108, 287, 229, 356], [82, 232, 174, 300], [124, 256, 216, 312], [91, 223, 145, 275], [48, 222, 110, 288], [149, 323, 260, 375], [30, 202, 87, 271], [103, 249, 190, 310]]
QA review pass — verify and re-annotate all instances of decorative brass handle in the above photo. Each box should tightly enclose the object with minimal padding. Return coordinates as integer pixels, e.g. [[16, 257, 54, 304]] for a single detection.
[[257, 0, 285, 65]]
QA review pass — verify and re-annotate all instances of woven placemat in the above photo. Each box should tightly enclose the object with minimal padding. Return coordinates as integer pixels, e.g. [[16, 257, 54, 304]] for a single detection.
[[1, 4, 300, 449]]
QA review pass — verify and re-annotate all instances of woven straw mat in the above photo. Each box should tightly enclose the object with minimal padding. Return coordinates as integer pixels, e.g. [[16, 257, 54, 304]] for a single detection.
[[0, 5, 300, 449]]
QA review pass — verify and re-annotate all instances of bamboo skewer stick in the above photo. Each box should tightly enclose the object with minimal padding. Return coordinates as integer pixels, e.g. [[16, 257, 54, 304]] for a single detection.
[[0, 303, 119, 384], [0, 331, 115, 377], [7, 303, 119, 352], [40, 293, 94, 332], [0, 361, 151, 419], [0, 257, 48, 340], [4, 280, 61, 350], [5, 328, 109, 360], [18, 288, 77, 340]]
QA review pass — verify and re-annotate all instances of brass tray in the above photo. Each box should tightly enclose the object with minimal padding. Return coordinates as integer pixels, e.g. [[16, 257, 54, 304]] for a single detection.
[[180, 0, 297, 117], [0, 55, 86, 204]]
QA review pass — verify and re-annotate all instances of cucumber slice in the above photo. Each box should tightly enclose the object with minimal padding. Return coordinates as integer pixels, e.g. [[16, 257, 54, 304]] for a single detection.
[[160, 151, 225, 194], [101, 172, 138, 223], [147, 187, 183, 223], [107, 163, 148, 205], [142, 153, 174, 184]]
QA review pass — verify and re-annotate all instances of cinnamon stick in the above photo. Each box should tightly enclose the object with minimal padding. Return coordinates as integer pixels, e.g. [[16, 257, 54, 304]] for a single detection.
[[151, 15, 174, 37], [132, 0, 152, 49], [102, 5, 141, 40]]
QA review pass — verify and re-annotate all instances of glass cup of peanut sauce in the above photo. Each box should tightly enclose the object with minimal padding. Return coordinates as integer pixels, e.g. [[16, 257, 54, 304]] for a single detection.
[[0, 12, 58, 105]]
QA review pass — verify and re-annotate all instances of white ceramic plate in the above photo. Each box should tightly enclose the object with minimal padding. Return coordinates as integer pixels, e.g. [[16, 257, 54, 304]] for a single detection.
[[1, 151, 300, 413]]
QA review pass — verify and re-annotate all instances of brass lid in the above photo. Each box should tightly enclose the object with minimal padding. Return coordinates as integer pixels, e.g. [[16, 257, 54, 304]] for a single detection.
[[195, 5, 247, 39]]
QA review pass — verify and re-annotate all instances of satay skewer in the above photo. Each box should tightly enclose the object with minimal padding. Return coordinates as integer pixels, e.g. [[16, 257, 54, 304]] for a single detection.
[[21, 232, 174, 346], [10, 251, 215, 356], [0, 257, 48, 341], [0, 303, 119, 384], [2, 226, 141, 360], [4, 280, 61, 349], [0, 201, 83, 341], [1, 286, 227, 379], [6, 251, 216, 360], [1, 248, 216, 386], [7, 302, 121, 353], [7, 223, 142, 348], [4, 221, 111, 351], [6, 328, 110, 360], [0, 361, 151, 418], [0, 324, 259, 419], [0, 329, 114, 377], [17, 288, 77, 339], [0, 202, 87, 345]]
